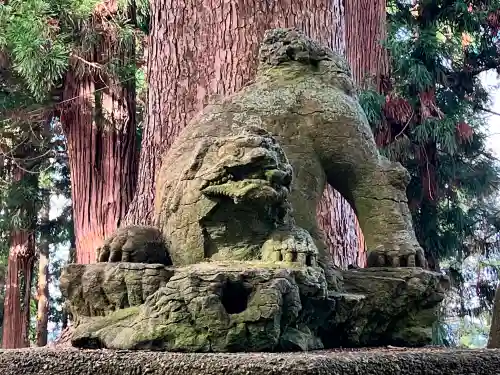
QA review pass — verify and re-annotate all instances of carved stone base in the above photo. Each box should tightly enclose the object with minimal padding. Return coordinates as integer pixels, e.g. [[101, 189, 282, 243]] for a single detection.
[[60, 263, 174, 323], [332, 268, 449, 347], [60, 262, 449, 352]]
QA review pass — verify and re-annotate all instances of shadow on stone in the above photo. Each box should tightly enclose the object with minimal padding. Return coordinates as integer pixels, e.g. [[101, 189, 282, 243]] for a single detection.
[[71, 336, 104, 350], [220, 280, 252, 315]]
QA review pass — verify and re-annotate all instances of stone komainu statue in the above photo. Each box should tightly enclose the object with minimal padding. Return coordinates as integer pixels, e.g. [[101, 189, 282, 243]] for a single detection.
[[97, 28, 426, 280], [62, 28, 446, 352]]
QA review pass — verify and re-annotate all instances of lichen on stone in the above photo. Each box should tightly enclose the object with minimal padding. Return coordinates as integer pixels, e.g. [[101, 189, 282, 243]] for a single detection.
[[69, 263, 329, 352], [62, 262, 449, 351]]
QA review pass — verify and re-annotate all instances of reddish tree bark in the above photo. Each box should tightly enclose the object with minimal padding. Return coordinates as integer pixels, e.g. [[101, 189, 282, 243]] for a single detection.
[[125, 0, 364, 268], [35, 197, 49, 347], [319, 188, 366, 268], [0, 265, 4, 337], [489, 285, 500, 348], [345, 0, 389, 92], [61, 7, 138, 264], [2, 168, 36, 349]]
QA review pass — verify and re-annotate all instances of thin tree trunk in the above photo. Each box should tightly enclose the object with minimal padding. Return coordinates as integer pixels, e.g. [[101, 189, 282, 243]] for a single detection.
[[488, 285, 500, 348], [62, 235, 76, 332], [2, 248, 23, 348], [35, 196, 50, 347], [0, 265, 4, 342], [61, 5, 138, 264], [55, 239, 76, 346], [2, 167, 36, 349], [125, 0, 363, 268]]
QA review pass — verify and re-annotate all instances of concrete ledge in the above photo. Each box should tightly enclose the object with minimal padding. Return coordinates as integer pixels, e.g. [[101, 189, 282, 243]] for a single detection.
[[1, 348, 500, 375]]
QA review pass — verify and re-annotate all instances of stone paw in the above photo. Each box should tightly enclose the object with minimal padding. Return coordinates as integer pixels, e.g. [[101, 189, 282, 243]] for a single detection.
[[96, 225, 172, 265], [261, 226, 319, 267], [366, 244, 427, 269]]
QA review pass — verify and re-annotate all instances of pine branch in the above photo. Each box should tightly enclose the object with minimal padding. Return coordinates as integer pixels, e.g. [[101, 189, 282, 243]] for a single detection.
[[69, 52, 103, 70], [474, 104, 500, 117], [466, 56, 500, 77]]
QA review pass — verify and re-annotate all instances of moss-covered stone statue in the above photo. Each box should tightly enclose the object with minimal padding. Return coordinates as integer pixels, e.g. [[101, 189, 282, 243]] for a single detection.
[[60, 28, 446, 352], [97, 28, 425, 275], [97, 125, 320, 272]]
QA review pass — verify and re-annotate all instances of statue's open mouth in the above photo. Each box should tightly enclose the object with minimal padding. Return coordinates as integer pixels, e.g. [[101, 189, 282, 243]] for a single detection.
[[201, 163, 292, 203]]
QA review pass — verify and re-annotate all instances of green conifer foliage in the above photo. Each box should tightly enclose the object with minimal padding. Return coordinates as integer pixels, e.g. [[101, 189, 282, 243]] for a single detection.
[[359, 0, 500, 268], [358, 2, 500, 342], [0, 0, 147, 343]]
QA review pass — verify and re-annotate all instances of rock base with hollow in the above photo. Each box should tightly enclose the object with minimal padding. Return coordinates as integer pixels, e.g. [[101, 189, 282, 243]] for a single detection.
[[60, 262, 449, 351]]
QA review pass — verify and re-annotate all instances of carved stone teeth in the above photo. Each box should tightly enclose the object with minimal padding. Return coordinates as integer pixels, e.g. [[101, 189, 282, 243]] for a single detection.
[[206, 186, 236, 199]]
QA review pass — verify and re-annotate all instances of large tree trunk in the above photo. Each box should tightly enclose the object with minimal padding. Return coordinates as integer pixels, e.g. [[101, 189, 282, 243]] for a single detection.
[[319, 188, 366, 267], [488, 285, 500, 348], [2, 167, 36, 349], [61, 6, 138, 264], [35, 196, 50, 347], [125, 0, 364, 268], [345, 0, 389, 92]]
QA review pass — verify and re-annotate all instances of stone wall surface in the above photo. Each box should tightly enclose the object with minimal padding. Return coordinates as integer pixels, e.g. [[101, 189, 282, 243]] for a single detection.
[[1, 348, 500, 375]]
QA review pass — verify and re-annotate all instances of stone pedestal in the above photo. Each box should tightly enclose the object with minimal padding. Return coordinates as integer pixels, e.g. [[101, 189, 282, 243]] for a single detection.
[[60, 262, 449, 351]]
